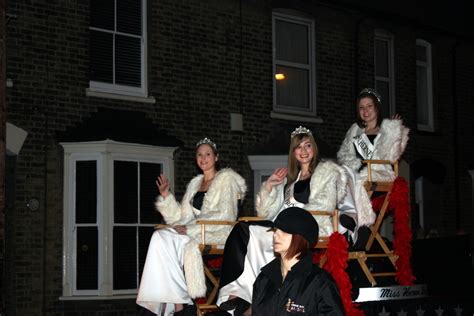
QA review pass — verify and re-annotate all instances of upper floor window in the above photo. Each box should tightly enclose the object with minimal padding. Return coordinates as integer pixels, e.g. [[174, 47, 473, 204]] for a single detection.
[[272, 12, 317, 121], [61, 141, 176, 297], [374, 30, 395, 117], [416, 39, 434, 131], [89, 0, 147, 97]]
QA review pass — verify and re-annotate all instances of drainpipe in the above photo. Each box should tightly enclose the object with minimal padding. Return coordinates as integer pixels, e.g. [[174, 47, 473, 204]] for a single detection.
[[353, 15, 366, 115], [451, 40, 461, 231], [0, 1, 6, 314]]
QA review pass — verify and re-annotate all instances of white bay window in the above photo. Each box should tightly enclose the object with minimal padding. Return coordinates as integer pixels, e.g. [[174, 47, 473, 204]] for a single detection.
[[61, 140, 176, 297]]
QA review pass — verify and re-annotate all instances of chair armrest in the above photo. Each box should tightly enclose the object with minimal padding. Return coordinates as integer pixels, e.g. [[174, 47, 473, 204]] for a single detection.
[[196, 220, 236, 246], [154, 224, 169, 229], [362, 160, 399, 181], [238, 216, 265, 222], [196, 220, 236, 226], [362, 159, 395, 165]]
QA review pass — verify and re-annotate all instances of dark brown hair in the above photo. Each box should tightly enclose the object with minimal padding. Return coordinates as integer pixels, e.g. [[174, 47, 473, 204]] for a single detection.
[[195, 143, 221, 171], [356, 92, 383, 128]]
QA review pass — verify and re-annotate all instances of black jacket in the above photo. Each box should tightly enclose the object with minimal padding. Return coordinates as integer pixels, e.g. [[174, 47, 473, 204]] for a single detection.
[[252, 254, 345, 316]]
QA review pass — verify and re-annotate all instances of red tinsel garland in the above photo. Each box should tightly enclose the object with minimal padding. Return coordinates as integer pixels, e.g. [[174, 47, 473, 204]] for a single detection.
[[325, 233, 364, 316]]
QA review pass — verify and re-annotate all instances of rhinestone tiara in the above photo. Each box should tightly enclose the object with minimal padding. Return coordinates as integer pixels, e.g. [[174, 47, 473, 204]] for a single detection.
[[359, 88, 381, 104], [196, 137, 217, 149], [291, 126, 312, 138]]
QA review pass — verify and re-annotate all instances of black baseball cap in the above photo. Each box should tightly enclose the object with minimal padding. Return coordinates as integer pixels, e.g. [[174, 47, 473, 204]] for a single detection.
[[272, 207, 319, 244]]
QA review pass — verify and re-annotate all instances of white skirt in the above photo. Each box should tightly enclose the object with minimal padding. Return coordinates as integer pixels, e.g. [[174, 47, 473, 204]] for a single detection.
[[217, 225, 274, 307], [136, 228, 194, 315]]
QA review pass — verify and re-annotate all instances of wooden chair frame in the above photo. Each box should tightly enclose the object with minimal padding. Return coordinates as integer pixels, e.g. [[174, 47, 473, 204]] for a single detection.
[[348, 160, 399, 286], [194, 220, 236, 315]]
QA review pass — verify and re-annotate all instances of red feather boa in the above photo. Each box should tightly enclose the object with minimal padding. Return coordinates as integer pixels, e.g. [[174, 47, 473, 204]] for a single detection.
[[325, 233, 364, 316], [371, 177, 415, 285], [388, 177, 415, 285]]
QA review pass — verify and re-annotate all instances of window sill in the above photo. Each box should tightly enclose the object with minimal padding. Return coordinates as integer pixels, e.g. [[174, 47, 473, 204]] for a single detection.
[[59, 294, 136, 301], [86, 89, 156, 104], [270, 111, 323, 123], [417, 124, 435, 132]]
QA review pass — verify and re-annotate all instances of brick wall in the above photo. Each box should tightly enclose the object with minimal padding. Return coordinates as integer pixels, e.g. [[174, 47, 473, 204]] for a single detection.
[[4, 0, 473, 314]]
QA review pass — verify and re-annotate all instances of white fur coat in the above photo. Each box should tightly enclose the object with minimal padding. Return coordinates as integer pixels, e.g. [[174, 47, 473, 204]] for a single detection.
[[337, 119, 409, 181], [155, 168, 247, 298], [255, 160, 347, 236]]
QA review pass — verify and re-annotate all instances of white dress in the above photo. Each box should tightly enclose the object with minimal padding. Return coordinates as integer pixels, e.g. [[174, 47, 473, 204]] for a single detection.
[[137, 228, 194, 315], [336, 119, 409, 238], [136, 168, 247, 315]]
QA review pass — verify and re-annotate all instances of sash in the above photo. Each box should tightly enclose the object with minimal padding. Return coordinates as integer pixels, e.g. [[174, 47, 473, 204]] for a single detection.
[[352, 134, 376, 160]]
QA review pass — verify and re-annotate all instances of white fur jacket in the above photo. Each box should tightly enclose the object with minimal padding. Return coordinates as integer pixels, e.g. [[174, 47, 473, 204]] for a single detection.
[[156, 168, 247, 244], [155, 168, 246, 298], [337, 119, 409, 181], [255, 160, 347, 237]]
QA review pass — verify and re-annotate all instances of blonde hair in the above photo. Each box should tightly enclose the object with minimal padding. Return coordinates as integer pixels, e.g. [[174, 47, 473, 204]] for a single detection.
[[286, 134, 319, 185]]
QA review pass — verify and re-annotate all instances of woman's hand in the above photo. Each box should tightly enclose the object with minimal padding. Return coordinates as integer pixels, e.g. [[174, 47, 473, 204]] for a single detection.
[[265, 167, 288, 192], [391, 113, 402, 120], [173, 225, 187, 235], [156, 174, 170, 198]]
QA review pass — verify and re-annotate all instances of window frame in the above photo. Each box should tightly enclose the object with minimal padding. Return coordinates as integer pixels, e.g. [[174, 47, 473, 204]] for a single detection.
[[88, 0, 148, 98], [416, 39, 434, 131], [271, 11, 317, 121], [61, 140, 177, 298], [374, 29, 396, 116]]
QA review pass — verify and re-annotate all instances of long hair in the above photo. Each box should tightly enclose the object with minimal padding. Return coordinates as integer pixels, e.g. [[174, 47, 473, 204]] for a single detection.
[[283, 234, 309, 260], [286, 133, 319, 185], [356, 91, 383, 128]]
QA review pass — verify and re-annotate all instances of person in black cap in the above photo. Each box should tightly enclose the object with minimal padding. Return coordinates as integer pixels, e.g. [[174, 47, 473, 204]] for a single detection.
[[252, 207, 344, 316]]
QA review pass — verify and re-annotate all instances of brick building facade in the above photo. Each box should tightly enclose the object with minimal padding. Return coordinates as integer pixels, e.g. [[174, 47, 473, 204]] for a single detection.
[[3, 0, 473, 314]]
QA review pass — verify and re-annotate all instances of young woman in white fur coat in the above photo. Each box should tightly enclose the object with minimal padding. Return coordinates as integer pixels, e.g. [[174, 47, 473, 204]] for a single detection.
[[337, 88, 409, 249], [217, 127, 348, 315], [136, 138, 246, 316]]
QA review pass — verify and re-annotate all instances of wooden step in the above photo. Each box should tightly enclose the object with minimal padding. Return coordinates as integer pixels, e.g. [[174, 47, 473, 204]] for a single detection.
[[372, 272, 396, 277]]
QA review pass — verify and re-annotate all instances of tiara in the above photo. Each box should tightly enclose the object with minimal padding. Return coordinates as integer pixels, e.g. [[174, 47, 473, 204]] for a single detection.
[[196, 137, 217, 149], [291, 126, 312, 138], [359, 88, 381, 103]]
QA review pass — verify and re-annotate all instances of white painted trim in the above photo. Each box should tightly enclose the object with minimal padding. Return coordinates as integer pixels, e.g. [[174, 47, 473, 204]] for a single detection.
[[248, 155, 288, 198], [85, 89, 156, 104], [270, 111, 323, 123], [60, 140, 177, 158], [61, 141, 177, 297], [248, 155, 288, 171], [59, 294, 136, 301]]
